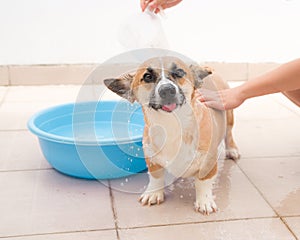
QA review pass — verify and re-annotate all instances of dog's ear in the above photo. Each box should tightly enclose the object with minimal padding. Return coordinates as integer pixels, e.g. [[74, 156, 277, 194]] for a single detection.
[[104, 73, 135, 103], [190, 65, 213, 88]]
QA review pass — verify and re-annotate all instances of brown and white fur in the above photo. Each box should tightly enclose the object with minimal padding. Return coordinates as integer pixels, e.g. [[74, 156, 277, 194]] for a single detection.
[[104, 56, 239, 215]]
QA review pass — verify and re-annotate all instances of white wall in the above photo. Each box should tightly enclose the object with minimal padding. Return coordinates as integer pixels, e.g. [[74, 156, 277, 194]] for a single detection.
[[0, 0, 299, 65]]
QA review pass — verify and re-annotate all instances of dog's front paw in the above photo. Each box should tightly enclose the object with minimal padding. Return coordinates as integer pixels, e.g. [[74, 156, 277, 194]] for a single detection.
[[139, 190, 164, 206], [194, 196, 218, 215], [226, 147, 240, 160]]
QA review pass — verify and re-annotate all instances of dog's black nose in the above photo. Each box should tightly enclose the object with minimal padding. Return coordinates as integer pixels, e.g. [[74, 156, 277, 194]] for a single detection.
[[158, 83, 176, 99]]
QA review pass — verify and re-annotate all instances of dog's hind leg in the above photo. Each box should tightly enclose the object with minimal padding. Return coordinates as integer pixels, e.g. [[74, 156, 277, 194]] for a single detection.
[[225, 109, 240, 160], [139, 161, 165, 206]]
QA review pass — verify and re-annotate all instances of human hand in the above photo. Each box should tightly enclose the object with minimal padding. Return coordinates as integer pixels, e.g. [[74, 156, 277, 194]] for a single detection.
[[195, 87, 245, 110], [140, 0, 182, 13]]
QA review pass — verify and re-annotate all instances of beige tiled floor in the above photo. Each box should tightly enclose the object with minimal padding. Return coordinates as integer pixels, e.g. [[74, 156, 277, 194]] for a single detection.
[[0, 84, 299, 240]]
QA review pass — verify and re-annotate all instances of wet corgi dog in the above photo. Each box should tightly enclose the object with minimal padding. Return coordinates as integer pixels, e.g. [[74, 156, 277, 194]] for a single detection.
[[104, 56, 239, 214]]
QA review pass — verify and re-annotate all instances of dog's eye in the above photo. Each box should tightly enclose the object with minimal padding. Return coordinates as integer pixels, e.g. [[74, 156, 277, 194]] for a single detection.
[[143, 73, 154, 83], [171, 68, 186, 78], [172, 68, 186, 79]]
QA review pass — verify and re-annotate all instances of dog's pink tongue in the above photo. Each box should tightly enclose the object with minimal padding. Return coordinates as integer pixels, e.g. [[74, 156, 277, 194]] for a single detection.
[[162, 103, 177, 112]]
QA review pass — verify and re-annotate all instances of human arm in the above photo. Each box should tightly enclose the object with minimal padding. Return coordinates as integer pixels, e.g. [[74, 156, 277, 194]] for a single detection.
[[197, 58, 300, 110]]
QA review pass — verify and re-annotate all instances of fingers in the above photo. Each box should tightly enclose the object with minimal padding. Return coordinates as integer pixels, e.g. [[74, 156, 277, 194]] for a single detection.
[[140, 0, 146, 11], [148, 1, 161, 12], [140, 0, 159, 12], [196, 89, 220, 102], [195, 89, 226, 110], [141, 0, 181, 12], [140, 0, 152, 12], [202, 100, 226, 110], [161, 0, 182, 9]]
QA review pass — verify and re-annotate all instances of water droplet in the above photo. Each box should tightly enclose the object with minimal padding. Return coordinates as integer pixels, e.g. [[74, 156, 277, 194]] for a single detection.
[[180, 195, 184, 199], [168, 184, 175, 191], [125, 178, 129, 182], [120, 182, 124, 186]]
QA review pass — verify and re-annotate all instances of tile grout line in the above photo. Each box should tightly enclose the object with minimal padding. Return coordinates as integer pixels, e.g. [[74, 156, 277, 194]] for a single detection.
[[0, 129, 36, 132], [117, 216, 281, 231], [0, 228, 116, 239], [235, 161, 299, 240], [0, 86, 9, 107], [0, 168, 54, 174], [7, 66, 11, 86], [0, 129, 29, 132], [281, 217, 299, 240], [108, 180, 120, 240], [240, 154, 300, 160]]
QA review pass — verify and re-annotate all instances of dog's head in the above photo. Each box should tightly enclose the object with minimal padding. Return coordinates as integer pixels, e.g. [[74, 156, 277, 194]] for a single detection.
[[104, 56, 212, 112]]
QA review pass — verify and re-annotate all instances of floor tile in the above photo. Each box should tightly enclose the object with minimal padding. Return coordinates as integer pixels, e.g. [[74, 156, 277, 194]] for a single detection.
[[119, 218, 295, 240], [238, 156, 300, 216], [3, 84, 120, 104], [0, 86, 8, 104], [5, 85, 81, 103], [270, 93, 300, 116], [0, 101, 62, 130], [0, 230, 117, 240], [0, 86, 121, 130], [9, 64, 95, 85], [234, 95, 299, 121], [74, 84, 121, 102], [0, 170, 114, 237], [284, 217, 300, 239], [234, 118, 300, 158], [112, 160, 275, 229], [1, 84, 299, 239], [0, 131, 51, 171]]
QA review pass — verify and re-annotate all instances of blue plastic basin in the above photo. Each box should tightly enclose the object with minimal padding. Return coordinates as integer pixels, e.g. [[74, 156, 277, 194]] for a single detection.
[[28, 101, 147, 179]]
